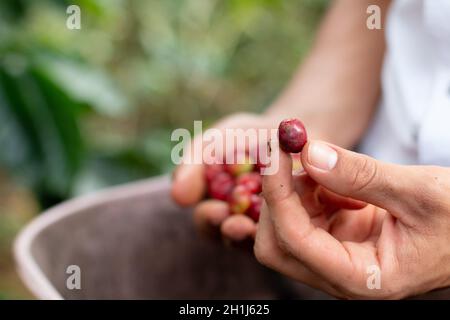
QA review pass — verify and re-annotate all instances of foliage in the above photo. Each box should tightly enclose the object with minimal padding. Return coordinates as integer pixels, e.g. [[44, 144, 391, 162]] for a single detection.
[[0, 0, 329, 300], [0, 0, 328, 208]]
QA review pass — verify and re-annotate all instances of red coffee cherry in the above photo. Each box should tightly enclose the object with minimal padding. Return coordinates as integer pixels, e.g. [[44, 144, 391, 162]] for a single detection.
[[278, 118, 308, 153], [208, 172, 234, 201], [246, 194, 262, 222], [236, 172, 262, 194]]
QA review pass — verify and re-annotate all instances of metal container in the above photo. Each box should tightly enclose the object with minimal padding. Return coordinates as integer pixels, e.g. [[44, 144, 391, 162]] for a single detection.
[[14, 175, 325, 299]]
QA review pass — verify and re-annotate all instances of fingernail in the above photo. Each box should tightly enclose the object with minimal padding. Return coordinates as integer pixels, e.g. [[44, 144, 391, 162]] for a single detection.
[[308, 142, 337, 171]]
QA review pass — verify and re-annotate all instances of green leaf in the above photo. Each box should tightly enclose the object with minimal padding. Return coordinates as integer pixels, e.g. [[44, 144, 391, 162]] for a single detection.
[[0, 62, 85, 203], [35, 54, 129, 117], [0, 68, 43, 188]]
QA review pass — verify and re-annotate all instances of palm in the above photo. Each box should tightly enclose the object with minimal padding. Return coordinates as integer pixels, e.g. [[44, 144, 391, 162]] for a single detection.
[[294, 173, 385, 239], [293, 173, 426, 299], [312, 205, 385, 243], [294, 173, 396, 275]]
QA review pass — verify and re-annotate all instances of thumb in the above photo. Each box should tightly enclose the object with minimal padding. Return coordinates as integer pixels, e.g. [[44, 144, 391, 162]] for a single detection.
[[300, 140, 410, 212]]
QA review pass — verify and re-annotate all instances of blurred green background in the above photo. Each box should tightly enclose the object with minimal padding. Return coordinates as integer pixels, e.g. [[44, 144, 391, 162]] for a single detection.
[[0, 0, 328, 299]]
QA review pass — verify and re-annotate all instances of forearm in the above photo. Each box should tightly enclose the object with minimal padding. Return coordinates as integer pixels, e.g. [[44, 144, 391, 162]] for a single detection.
[[265, 0, 391, 148]]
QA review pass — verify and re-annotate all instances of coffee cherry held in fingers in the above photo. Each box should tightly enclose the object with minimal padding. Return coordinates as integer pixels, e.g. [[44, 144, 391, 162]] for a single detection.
[[278, 118, 308, 153]]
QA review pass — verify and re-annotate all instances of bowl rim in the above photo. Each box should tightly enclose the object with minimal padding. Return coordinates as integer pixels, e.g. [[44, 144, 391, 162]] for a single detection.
[[13, 175, 170, 300]]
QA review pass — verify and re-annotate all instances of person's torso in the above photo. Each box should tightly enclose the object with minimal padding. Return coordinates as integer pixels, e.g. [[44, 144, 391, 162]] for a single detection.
[[359, 0, 450, 165]]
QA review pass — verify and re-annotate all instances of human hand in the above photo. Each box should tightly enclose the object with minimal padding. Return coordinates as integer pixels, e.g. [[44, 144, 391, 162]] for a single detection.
[[255, 140, 450, 299], [171, 112, 275, 245]]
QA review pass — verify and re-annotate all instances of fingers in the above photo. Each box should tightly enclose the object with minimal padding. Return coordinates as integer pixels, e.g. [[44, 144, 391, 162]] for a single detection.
[[254, 202, 344, 297], [194, 200, 257, 243], [262, 145, 355, 284], [221, 214, 257, 241], [172, 164, 205, 206], [300, 140, 411, 213], [172, 115, 262, 207], [172, 134, 206, 207], [172, 112, 272, 209], [193, 200, 229, 239], [328, 205, 385, 242], [318, 188, 368, 210], [294, 173, 367, 216]]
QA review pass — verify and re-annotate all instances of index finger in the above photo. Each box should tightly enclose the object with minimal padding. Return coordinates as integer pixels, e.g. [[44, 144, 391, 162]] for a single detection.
[[262, 142, 354, 284]]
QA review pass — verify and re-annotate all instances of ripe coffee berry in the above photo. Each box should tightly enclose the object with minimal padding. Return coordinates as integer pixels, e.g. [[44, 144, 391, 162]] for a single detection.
[[229, 185, 252, 215], [278, 118, 307, 153], [208, 172, 234, 201], [247, 194, 262, 222], [202, 147, 272, 223], [236, 172, 262, 194], [205, 163, 225, 182]]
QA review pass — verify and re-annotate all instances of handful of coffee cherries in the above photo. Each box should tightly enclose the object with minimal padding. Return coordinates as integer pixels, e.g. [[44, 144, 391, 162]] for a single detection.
[[204, 118, 307, 222]]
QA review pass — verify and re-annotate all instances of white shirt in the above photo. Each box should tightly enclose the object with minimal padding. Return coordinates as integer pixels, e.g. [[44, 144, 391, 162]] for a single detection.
[[360, 0, 450, 166]]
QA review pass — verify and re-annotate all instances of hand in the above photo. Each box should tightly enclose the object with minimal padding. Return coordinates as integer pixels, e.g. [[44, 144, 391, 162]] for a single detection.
[[171, 112, 276, 245], [255, 140, 450, 299]]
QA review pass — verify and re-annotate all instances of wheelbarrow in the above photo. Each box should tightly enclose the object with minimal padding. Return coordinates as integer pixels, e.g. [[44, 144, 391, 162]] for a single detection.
[[13, 175, 330, 299]]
